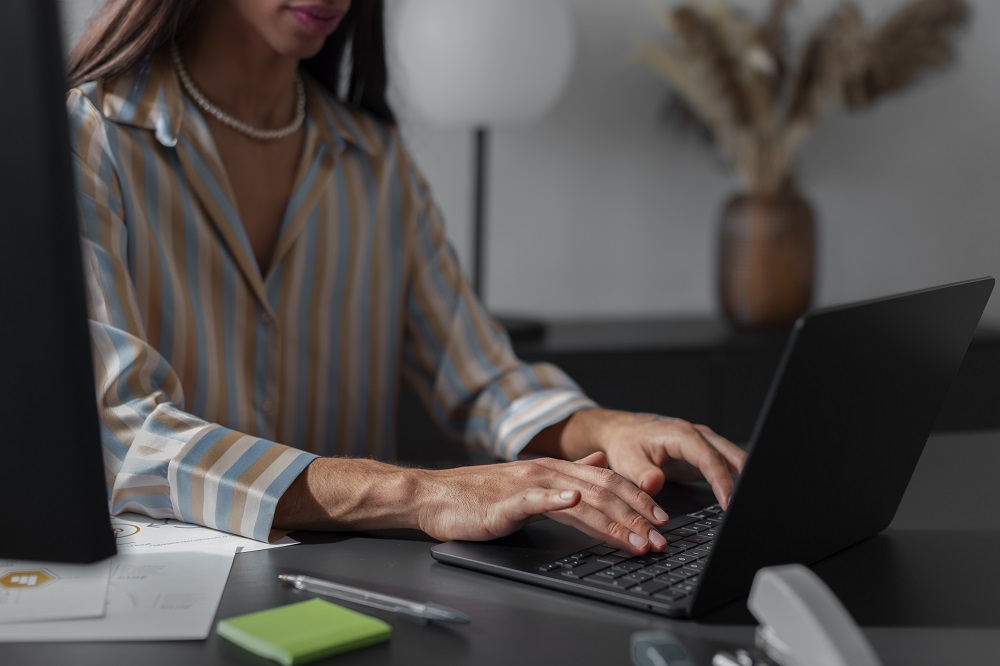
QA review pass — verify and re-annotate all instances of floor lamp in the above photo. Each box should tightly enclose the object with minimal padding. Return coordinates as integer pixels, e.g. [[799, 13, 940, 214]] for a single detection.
[[394, 0, 576, 339]]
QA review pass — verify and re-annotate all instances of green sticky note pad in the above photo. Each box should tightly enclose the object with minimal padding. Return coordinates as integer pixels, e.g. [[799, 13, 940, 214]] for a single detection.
[[217, 598, 391, 665]]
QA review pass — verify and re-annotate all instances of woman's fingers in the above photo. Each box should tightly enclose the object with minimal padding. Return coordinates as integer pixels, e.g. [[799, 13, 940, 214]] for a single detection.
[[492, 487, 581, 536], [694, 424, 747, 475], [598, 415, 743, 511], [530, 458, 669, 553], [574, 451, 608, 467], [420, 457, 670, 552], [546, 498, 668, 554]]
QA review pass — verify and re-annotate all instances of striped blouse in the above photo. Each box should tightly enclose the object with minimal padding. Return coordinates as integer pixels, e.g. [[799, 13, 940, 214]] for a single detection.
[[68, 53, 595, 542]]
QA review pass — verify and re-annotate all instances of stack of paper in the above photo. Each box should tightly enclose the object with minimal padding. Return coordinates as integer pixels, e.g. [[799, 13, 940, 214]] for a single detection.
[[0, 514, 297, 642]]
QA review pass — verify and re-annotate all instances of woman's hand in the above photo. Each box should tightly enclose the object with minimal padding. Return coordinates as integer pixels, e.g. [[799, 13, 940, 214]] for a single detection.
[[526, 408, 747, 510], [412, 452, 670, 555], [274, 452, 671, 555]]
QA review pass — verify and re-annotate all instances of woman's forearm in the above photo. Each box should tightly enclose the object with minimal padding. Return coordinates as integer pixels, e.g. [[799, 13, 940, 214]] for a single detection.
[[272, 457, 422, 532]]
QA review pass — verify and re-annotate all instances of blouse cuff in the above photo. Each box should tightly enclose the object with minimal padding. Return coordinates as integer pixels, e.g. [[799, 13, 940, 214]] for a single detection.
[[167, 423, 319, 542], [493, 389, 598, 461]]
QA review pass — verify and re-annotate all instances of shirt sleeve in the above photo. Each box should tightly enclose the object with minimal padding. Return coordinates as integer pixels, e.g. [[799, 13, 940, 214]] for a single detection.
[[67, 88, 317, 542], [396, 136, 597, 461]]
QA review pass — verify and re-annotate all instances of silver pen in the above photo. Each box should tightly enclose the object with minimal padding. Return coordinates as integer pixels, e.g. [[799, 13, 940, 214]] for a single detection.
[[278, 574, 471, 624]]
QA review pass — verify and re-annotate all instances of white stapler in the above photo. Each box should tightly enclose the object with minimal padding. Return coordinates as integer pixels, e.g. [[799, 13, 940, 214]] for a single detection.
[[739, 564, 882, 666]]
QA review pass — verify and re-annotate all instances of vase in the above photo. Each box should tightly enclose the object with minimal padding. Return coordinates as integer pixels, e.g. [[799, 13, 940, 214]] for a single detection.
[[717, 191, 816, 329]]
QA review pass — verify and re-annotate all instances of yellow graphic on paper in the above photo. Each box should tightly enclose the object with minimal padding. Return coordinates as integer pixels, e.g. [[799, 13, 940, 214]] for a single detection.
[[0, 569, 58, 589], [113, 523, 141, 539]]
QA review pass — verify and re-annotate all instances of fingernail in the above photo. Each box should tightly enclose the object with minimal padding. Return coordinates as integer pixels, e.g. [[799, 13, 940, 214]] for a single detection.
[[559, 490, 575, 501], [649, 529, 666, 549], [653, 506, 668, 523], [628, 532, 647, 550]]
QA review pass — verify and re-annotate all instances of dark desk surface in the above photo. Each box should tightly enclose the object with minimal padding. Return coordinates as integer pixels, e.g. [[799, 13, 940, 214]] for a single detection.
[[6, 430, 1000, 666]]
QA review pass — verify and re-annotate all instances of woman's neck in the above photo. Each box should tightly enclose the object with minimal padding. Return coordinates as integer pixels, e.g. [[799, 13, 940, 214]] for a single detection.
[[180, 6, 300, 130]]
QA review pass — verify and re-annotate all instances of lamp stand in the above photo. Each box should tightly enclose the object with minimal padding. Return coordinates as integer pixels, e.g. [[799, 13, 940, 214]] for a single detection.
[[470, 127, 546, 341]]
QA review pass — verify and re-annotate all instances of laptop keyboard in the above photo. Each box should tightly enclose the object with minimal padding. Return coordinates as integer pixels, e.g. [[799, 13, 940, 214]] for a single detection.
[[537, 504, 723, 605]]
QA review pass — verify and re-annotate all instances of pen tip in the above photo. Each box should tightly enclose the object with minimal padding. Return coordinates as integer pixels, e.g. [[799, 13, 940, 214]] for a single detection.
[[278, 574, 292, 582]]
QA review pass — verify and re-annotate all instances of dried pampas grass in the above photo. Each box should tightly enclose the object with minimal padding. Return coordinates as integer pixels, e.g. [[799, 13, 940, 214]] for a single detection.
[[634, 0, 970, 196]]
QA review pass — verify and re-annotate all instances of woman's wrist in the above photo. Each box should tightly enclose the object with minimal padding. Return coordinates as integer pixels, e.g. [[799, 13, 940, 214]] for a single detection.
[[559, 407, 615, 459], [522, 406, 614, 461], [273, 457, 423, 532]]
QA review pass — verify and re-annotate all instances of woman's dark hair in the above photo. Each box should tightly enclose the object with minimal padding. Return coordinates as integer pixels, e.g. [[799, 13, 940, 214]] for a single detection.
[[66, 0, 395, 124]]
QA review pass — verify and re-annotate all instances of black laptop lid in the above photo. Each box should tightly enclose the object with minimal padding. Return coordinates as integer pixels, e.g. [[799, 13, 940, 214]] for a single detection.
[[690, 277, 994, 617]]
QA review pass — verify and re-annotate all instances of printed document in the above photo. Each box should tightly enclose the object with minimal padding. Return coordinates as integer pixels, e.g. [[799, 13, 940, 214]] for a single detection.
[[0, 558, 112, 624], [0, 547, 235, 641], [112, 512, 298, 553]]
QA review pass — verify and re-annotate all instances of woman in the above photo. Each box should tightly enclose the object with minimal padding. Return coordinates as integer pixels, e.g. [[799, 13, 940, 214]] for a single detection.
[[66, 0, 744, 552]]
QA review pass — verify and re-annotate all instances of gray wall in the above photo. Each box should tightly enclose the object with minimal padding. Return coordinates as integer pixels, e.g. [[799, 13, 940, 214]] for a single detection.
[[61, 0, 1000, 322]]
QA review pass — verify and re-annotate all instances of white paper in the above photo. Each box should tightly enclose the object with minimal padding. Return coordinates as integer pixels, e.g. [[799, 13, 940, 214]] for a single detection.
[[0, 547, 236, 642], [0, 558, 112, 624], [111, 513, 298, 553]]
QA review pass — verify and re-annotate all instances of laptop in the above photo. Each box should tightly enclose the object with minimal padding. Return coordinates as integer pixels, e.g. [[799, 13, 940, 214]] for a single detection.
[[431, 278, 995, 618]]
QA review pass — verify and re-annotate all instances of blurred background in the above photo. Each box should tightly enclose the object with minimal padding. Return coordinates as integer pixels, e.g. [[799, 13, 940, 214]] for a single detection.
[[59, 0, 1000, 323]]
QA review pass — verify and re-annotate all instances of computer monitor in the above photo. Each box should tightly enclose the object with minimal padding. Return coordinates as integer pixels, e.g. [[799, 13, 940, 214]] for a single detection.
[[0, 0, 116, 562]]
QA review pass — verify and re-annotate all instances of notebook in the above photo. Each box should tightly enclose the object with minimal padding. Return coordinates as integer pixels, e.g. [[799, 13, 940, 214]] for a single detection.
[[217, 598, 391, 665], [431, 277, 995, 618]]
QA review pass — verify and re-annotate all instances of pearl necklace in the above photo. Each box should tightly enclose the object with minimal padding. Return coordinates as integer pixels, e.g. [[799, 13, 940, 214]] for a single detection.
[[171, 44, 305, 141]]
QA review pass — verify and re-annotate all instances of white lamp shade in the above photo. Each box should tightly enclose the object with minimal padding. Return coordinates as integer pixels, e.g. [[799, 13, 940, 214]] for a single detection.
[[393, 0, 576, 127]]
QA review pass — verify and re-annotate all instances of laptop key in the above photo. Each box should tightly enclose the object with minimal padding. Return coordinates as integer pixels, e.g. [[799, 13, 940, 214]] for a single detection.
[[537, 562, 561, 572], [684, 534, 713, 544], [673, 539, 703, 550], [595, 554, 627, 565], [682, 561, 706, 573], [584, 574, 631, 588], [622, 572, 655, 584], [665, 554, 698, 565], [591, 567, 629, 581], [587, 546, 616, 556], [688, 546, 712, 558], [560, 558, 598, 570], [642, 561, 681, 574], [663, 569, 696, 581], [615, 561, 644, 573], [628, 580, 672, 596], [628, 555, 661, 566], [560, 560, 611, 579], [656, 572, 689, 585]]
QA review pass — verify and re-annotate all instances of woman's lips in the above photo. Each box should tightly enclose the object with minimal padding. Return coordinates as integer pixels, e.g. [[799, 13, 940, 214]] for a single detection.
[[288, 5, 346, 36]]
